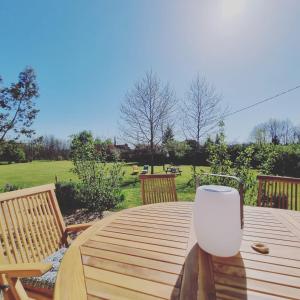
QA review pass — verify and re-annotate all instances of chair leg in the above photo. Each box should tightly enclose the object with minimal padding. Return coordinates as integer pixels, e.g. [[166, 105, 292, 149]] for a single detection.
[[4, 278, 28, 300]]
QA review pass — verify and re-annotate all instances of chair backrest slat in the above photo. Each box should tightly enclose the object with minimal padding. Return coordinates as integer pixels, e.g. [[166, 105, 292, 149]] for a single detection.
[[11, 199, 32, 262], [140, 174, 178, 205], [36, 193, 56, 251], [31, 195, 52, 255], [7, 200, 27, 263], [41, 192, 61, 246], [257, 175, 300, 210], [0, 203, 17, 263], [0, 184, 65, 265]]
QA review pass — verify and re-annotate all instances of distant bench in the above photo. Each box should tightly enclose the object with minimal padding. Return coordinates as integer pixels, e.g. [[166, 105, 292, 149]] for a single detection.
[[165, 167, 182, 176]]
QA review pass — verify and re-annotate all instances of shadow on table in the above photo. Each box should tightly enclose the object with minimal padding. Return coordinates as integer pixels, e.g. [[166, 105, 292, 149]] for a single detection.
[[175, 244, 247, 300]]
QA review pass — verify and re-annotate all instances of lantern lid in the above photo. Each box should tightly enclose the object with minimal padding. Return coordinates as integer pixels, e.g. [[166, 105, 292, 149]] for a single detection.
[[200, 185, 233, 193]]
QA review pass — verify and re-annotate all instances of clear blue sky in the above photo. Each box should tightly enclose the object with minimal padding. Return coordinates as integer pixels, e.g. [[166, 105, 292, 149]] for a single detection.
[[1, 0, 299, 143]]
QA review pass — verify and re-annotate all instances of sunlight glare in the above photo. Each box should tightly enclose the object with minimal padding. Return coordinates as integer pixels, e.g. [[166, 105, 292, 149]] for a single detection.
[[222, 0, 246, 18]]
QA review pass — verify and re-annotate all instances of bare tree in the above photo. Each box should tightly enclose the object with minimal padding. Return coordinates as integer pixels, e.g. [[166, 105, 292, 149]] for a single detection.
[[281, 119, 294, 145], [292, 125, 300, 144], [250, 118, 297, 144], [250, 124, 268, 144], [181, 75, 224, 147], [267, 119, 283, 144], [120, 71, 176, 174]]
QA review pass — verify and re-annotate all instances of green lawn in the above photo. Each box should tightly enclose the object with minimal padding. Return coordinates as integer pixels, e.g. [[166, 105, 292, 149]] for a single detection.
[[2, 161, 298, 211], [0, 160, 208, 209], [0, 160, 77, 187]]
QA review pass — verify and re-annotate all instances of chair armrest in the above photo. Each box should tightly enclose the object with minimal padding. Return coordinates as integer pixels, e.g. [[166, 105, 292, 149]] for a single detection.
[[65, 223, 92, 233], [0, 263, 52, 278]]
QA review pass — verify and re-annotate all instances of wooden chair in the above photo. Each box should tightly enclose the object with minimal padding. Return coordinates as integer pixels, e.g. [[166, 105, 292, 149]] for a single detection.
[[0, 184, 91, 300], [139, 174, 178, 204], [131, 165, 139, 175], [257, 175, 300, 210]]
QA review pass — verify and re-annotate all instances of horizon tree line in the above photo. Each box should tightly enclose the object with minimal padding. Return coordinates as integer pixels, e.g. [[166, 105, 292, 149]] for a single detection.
[[1, 68, 299, 167], [251, 118, 300, 145]]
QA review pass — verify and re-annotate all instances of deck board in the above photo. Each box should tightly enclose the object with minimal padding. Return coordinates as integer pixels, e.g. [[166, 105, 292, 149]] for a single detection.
[[54, 203, 300, 300]]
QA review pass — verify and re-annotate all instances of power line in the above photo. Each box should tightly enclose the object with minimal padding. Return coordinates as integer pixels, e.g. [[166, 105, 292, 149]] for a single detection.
[[223, 84, 300, 119], [200, 83, 300, 138]]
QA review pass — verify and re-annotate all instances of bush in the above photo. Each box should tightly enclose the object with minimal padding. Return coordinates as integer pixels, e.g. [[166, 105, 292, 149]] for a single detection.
[[70, 131, 125, 214], [272, 145, 300, 177], [55, 182, 83, 213], [0, 142, 26, 163], [1, 183, 21, 192], [193, 123, 258, 205], [0, 182, 83, 214]]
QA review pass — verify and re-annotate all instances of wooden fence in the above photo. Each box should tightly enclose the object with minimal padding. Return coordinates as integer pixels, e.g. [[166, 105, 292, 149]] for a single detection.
[[257, 175, 300, 210]]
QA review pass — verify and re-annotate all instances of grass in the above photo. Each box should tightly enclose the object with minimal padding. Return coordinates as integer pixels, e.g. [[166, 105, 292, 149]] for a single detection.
[[0, 160, 209, 209], [119, 164, 209, 209], [3, 161, 297, 210], [0, 160, 77, 187]]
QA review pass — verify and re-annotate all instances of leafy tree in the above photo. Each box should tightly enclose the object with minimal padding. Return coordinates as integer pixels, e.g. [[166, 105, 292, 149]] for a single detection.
[[185, 139, 198, 152], [207, 123, 232, 177], [162, 125, 174, 145], [0, 67, 39, 142], [70, 131, 124, 213], [255, 144, 279, 175], [194, 123, 259, 205], [25, 136, 43, 161], [207, 131, 257, 204], [95, 138, 119, 161], [0, 142, 26, 163], [233, 146, 257, 204], [272, 144, 300, 177], [22, 135, 70, 161], [165, 140, 191, 161]]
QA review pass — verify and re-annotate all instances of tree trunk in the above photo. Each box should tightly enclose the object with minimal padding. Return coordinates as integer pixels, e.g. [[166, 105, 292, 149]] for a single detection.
[[150, 148, 154, 174], [150, 128, 154, 174]]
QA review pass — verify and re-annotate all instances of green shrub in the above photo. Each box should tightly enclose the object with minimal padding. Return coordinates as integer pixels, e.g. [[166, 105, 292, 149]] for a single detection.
[[272, 145, 300, 177], [193, 123, 258, 205], [0, 142, 26, 163], [55, 182, 83, 213], [1, 183, 21, 192], [254, 144, 279, 175], [70, 131, 125, 214]]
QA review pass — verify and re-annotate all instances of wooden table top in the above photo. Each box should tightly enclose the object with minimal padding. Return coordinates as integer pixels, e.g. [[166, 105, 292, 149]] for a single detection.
[[54, 203, 300, 300]]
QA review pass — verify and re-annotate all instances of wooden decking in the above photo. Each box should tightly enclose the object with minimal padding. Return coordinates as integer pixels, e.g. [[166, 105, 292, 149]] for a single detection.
[[54, 203, 300, 300]]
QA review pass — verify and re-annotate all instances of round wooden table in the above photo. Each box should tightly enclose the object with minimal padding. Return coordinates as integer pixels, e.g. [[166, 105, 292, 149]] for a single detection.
[[54, 202, 194, 300], [54, 202, 300, 300]]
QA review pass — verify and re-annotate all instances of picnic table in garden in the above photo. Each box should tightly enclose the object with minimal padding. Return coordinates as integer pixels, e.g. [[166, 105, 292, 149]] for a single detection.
[[54, 202, 300, 300], [165, 166, 182, 176]]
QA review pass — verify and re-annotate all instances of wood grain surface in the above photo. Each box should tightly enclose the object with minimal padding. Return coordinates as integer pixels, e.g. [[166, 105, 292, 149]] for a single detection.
[[54, 203, 300, 300]]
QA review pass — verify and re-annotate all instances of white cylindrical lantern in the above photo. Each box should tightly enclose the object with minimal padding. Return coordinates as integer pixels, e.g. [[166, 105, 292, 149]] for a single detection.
[[193, 185, 242, 257]]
